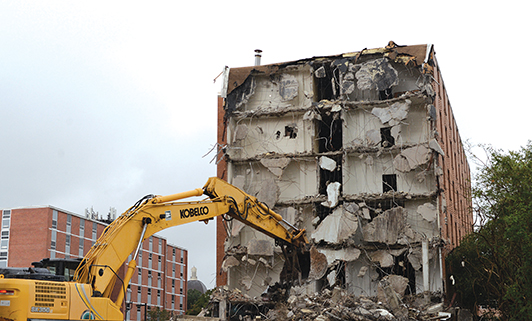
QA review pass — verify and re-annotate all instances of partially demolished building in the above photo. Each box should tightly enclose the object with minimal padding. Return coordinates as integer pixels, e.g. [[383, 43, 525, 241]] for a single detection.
[[215, 42, 472, 299]]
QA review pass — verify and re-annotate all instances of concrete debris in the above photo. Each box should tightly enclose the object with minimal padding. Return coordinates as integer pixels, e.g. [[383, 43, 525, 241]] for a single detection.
[[356, 58, 399, 91], [319, 156, 337, 172], [372, 100, 411, 126], [429, 138, 445, 156], [370, 250, 394, 268], [303, 109, 321, 121], [206, 274, 475, 320], [377, 275, 409, 317], [393, 145, 431, 172], [222, 256, 240, 272], [417, 203, 438, 222], [314, 66, 326, 78], [362, 207, 405, 245], [326, 270, 336, 286], [258, 257, 271, 269], [240, 276, 252, 290], [330, 103, 342, 112], [308, 246, 328, 280], [344, 202, 360, 214], [247, 239, 274, 256], [320, 181, 341, 208], [207, 286, 466, 321], [358, 266, 368, 277], [318, 247, 361, 266], [427, 104, 437, 120], [312, 207, 358, 244]]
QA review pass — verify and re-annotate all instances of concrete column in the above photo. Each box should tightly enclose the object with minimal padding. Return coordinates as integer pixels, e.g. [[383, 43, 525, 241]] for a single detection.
[[422, 239, 429, 292]]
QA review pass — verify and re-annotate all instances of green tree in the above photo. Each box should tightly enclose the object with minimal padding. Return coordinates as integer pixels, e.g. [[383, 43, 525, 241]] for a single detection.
[[186, 289, 213, 315], [146, 306, 171, 321], [447, 142, 532, 320]]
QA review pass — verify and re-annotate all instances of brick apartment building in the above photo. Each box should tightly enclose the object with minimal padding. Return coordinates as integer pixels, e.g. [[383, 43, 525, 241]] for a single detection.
[[216, 42, 472, 297], [0, 206, 187, 320]]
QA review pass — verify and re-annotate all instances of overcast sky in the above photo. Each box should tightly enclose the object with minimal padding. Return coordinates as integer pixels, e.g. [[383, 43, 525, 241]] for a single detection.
[[1, 1, 529, 287]]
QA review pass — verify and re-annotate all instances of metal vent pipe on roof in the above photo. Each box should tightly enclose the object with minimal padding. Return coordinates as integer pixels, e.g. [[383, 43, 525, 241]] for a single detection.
[[254, 49, 262, 66]]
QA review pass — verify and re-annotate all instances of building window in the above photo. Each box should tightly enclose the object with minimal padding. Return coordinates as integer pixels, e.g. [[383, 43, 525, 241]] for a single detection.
[[52, 210, 58, 229], [149, 237, 153, 252], [382, 174, 397, 192], [79, 219, 85, 237], [92, 222, 97, 240], [79, 241, 84, 257], [51, 230, 57, 250], [1, 240, 8, 250], [66, 214, 72, 234], [159, 239, 162, 254], [1, 231, 8, 239], [2, 210, 10, 219], [1, 219, 9, 230]]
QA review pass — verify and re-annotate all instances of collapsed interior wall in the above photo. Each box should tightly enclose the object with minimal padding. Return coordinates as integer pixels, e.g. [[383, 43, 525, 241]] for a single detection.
[[219, 43, 464, 299]]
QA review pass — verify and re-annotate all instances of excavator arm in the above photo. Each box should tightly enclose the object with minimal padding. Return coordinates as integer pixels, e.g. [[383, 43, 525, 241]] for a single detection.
[[74, 177, 308, 307]]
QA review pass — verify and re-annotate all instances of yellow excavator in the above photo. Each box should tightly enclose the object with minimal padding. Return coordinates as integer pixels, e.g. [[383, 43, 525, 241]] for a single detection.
[[0, 177, 308, 321]]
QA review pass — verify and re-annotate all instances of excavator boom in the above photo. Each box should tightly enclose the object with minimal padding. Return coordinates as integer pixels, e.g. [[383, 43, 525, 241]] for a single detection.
[[0, 177, 308, 321]]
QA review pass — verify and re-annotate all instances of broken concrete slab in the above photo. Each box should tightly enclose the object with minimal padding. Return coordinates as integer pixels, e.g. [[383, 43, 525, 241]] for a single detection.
[[429, 138, 445, 156], [222, 256, 240, 272], [319, 156, 337, 172], [260, 157, 291, 178], [362, 207, 405, 245], [370, 250, 394, 268], [356, 58, 399, 91], [318, 247, 361, 266], [314, 66, 326, 78], [371, 100, 411, 126], [321, 182, 341, 208], [417, 202, 438, 222], [312, 207, 359, 244], [344, 202, 360, 215], [308, 246, 328, 280], [393, 145, 431, 172]]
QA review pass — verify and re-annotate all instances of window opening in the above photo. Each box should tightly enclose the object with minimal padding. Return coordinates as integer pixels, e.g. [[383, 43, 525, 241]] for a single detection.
[[317, 111, 342, 152], [380, 127, 395, 147], [284, 125, 297, 139], [382, 174, 397, 192]]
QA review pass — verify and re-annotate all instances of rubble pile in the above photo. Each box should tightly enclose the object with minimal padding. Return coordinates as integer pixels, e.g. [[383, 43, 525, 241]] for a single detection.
[[207, 283, 471, 321]]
